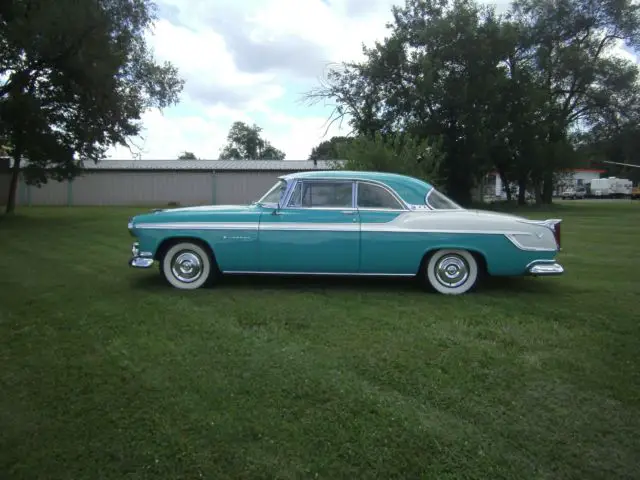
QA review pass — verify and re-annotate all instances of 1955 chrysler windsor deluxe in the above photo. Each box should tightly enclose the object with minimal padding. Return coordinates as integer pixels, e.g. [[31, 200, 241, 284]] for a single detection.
[[127, 170, 564, 294]]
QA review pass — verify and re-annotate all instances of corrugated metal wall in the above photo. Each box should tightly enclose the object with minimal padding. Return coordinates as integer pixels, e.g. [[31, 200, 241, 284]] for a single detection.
[[72, 171, 214, 205], [0, 170, 291, 206], [214, 171, 283, 204]]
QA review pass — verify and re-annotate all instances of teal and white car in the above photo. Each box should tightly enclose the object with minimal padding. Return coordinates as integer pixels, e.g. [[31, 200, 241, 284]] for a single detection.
[[127, 170, 564, 294]]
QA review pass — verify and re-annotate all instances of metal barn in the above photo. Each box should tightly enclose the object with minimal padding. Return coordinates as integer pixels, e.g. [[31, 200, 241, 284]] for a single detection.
[[0, 159, 338, 207]]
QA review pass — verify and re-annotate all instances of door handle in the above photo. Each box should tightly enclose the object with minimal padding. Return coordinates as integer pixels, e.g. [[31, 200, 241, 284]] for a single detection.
[[341, 210, 357, 215]]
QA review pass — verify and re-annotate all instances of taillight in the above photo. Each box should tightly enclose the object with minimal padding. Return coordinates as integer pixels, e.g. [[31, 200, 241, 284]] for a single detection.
[[553, 222, 561, 249]]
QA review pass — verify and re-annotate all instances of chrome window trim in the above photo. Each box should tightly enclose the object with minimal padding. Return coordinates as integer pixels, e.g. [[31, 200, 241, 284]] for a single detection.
[[355, 180, 408, 211], [256, 178, 291, 208], [282, 179, 356, 209], [425, 188, 462, 210]]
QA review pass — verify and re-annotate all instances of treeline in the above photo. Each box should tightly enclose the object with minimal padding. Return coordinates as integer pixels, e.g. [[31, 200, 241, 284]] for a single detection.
[[305, 0, 640, 205]]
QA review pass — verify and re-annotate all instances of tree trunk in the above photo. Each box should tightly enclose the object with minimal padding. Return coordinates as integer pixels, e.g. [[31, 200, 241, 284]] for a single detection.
[[517, 177, 527, 205], [5, 153, 21, 214], [534, 182, 542, 205], [499, 172, 511, 202], [542, 170, 554, 204]]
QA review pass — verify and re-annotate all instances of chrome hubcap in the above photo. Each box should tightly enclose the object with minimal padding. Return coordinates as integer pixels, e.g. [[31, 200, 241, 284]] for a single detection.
[[171, 251, 203, 283], [435, 255, 469, 288]]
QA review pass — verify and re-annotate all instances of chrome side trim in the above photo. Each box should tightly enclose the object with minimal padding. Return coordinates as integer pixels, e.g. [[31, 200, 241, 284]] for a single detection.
[[135, 222, 259, 230], [526, 261, 564, 276], [260, 222, 359, 231], [134, 221, 533, 235], [224, 270, 415, 277]]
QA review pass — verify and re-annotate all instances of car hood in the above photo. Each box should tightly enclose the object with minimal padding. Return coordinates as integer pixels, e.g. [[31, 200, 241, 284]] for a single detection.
[[131, 204, 261, 225]]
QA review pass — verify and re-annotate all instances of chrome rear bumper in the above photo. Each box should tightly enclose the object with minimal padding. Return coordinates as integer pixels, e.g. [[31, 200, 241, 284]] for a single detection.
[[527, 261, 564, 276]]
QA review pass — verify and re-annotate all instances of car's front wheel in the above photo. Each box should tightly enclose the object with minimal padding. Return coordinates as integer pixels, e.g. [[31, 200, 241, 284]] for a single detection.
[[161, 242, 213, 290], [425, 249, 479, 295]]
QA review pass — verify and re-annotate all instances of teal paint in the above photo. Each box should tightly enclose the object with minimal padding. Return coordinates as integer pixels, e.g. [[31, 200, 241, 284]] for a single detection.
[[258, 207, 360, 273], [127, 172, 561, 279]]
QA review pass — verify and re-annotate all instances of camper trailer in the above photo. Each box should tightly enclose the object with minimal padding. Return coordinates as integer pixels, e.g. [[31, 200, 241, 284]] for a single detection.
[[590, 177, 632, 198]]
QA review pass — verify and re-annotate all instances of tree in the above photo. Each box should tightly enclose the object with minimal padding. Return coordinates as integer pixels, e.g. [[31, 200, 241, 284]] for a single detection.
[[308, 136, 354, 161], [305, 0, 640, 205], [178, 151, 197, 160], [219, 121, 286, 160], [0, 0, 184, 213], [506, 0, 640, 202], [338, 133, 443, 186], [306, 0, 518, 205]]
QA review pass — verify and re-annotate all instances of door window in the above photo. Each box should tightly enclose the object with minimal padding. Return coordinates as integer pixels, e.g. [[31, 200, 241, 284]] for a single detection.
[[357, 182, 404, 209], [288, 181, 353, 208]]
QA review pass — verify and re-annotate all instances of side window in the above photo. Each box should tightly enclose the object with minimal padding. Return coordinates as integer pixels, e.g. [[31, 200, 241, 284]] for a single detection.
[[357, 182, 403, 209], [290, 181, 353, 208]]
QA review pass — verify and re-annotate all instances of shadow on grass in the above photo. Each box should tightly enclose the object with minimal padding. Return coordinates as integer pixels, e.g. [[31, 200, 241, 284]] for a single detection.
[[130, 270, 557, 295]]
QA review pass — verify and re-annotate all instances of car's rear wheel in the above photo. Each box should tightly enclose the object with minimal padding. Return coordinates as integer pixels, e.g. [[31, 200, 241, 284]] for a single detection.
[[161, 242, 213, 290], [425, 249, 479, 295]]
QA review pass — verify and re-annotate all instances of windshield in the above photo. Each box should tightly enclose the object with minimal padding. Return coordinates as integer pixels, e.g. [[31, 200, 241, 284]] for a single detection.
[[257, 180, 287, 205], [425, 188, 462, 210]]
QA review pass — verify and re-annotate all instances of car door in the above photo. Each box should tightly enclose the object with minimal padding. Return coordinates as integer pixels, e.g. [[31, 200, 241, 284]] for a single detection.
[[258, 179, 360, 273], [356, 180, 415, 274]]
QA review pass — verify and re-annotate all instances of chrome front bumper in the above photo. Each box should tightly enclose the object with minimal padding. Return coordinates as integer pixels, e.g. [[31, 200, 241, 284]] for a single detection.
[[527, 261, 564, 276], [129, 242, 155, 268]]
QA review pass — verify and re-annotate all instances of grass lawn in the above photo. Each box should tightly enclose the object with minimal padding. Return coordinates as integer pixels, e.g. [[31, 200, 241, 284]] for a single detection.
[[1, 201, 639, 479]]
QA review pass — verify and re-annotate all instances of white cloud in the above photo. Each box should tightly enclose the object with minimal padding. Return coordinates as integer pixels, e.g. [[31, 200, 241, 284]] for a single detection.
[[105, 0, 640, 161]]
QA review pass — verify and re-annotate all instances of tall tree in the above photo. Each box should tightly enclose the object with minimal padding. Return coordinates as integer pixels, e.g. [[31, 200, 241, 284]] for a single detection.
[[306, 0, 516, 204], [219, 121, 286, 160], [0, 0, 184, 213], [178, 151, 197, 160], [507, 0, 640, 202], [308, 136, 354, 161], [306, 0, 640, 205]]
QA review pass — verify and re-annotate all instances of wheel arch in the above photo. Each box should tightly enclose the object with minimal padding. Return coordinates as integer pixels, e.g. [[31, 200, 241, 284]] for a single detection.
[[154, 236, 220, 272], [418, 246, 489, 277]]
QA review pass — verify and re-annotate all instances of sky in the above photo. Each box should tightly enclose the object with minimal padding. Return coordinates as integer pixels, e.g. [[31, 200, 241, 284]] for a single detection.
[[106, 0, 640, 161]]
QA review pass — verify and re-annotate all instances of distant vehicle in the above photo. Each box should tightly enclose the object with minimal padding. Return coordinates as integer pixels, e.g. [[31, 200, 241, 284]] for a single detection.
[[610, 178, 633, 198], [591, 177, 632, 198], [560, 186, 586, 200], [126, 170, 564, 295], [632, 185, 640, 200], [590, 178, 610, 197]]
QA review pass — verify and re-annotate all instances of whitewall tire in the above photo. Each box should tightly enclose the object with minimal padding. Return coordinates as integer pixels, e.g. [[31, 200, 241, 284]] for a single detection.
[[161, 242, 212, 290], [426, 249, 479, 295]]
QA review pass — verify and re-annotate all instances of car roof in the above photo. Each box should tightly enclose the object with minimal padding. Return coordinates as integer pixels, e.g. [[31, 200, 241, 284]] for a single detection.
[[279, 170, 434, 205]]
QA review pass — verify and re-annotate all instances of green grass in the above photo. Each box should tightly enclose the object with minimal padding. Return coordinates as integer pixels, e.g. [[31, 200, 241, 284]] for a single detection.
[[1, 201, 639, 479]]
